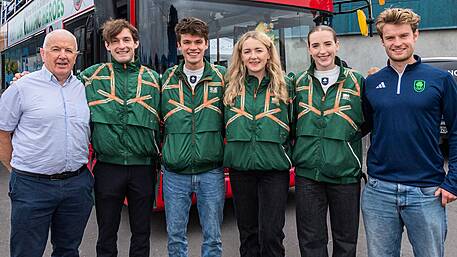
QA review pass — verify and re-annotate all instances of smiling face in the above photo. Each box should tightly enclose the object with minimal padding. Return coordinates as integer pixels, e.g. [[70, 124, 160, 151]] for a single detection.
[[40, 31, 78, 83], [105, 28, 139, 64], [308, 30, 339, 71], [178, 34, 208, 70], [381, 23, 418, 65], [241, 37, 270, 79]]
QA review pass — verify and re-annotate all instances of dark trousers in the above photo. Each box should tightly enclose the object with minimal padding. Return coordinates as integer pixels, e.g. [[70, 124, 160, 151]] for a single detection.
[[229, 169, 290, 257], [295, 176, 361, 257], [9, 169, 94, 257], [94, 162, 156, 257]]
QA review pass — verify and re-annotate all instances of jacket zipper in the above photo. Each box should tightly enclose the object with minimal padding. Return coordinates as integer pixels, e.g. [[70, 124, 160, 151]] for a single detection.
[[254, 79, 262, 99], [180, 73, 199, 172], [396, 72, 403, 95], [123, 65, 128, 165], [392, 64, 408, 95]]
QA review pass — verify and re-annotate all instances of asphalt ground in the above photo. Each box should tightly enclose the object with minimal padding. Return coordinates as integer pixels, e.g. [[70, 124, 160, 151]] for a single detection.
[[1, 163, 457, 257]]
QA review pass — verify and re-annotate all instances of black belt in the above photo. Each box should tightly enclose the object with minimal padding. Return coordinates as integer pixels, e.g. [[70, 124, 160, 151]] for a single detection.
[[13, 166, 86, 180]]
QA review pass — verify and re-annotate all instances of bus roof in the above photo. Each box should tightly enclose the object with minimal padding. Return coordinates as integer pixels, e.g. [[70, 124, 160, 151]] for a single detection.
[[252, 0, 333, 12]]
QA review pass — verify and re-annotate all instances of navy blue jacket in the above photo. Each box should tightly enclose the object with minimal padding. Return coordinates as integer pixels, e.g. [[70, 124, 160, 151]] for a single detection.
[[363, 55, 457, 195]]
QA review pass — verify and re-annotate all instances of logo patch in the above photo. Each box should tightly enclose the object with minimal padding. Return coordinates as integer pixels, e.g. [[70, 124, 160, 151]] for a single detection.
[[189, 75, 197, 84], [342, 93, 351, 101], [376, 82, 386, 89], [321, 77, 329, 86], [209, 87, 218, 94], [414, 80, 426, 92]]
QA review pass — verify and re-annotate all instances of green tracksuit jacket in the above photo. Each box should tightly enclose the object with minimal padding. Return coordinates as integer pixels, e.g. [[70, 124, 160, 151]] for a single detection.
[[161, 60, 226, 174], [293, 57, 365, 184], [223, 75, 293, 171], [80, 59, 161, 165]]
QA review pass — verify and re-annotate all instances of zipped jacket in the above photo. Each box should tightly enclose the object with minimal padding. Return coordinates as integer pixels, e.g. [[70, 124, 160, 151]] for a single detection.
[[293, 57, 365, 184], [161, 60, 226, 174], [80, 59, 161, 165], [364, 55, 457, 195], [224, 75, 293, 171]]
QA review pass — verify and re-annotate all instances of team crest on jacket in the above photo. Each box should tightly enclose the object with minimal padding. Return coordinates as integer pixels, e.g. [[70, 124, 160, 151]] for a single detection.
[[414, 80, 426, 92], [209, 87, 218, 94], [342, 93, 351, 101]]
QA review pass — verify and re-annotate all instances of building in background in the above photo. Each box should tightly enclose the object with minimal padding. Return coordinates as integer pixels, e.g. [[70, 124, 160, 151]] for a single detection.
[[332, 0, 457, 75]]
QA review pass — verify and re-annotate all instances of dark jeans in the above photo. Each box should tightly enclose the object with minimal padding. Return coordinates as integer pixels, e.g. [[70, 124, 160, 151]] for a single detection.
[[229, 169, 289, 257], [9, 168, 94, 257], [295, 176, 361, 257], [94, 162, 156, 257]]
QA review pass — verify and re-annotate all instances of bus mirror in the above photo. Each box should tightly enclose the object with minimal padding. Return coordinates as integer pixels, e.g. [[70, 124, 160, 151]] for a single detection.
[[357, 10, 369, 37], [379, 0, 385, 5]]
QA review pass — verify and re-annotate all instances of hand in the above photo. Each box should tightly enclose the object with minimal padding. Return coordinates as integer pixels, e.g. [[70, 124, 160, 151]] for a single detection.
[[12, 71, 30, 82], [367, 66, 380, 76], [434, 188, 457, 207]]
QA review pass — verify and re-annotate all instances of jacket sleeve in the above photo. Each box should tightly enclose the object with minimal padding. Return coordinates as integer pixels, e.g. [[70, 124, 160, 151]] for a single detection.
[[285, 76, 295, 142], [440, 74, 457, 196], [77, 64, 99, 85], [361, 77, 373, 137], [218, 65, 227, 138]]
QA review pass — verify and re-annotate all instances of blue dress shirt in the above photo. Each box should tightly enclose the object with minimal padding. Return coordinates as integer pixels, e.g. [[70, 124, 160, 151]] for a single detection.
[[0, 66, 90, 175]]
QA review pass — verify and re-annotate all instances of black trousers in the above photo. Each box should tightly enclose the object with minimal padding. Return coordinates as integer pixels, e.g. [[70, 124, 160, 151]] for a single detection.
[[229, 169, 290, 257], [295, 176, 361, 257], [94, 161, 156, 257]]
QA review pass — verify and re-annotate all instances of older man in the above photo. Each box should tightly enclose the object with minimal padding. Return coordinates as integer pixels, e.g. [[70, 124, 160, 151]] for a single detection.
[[0, 29, 93, 257]]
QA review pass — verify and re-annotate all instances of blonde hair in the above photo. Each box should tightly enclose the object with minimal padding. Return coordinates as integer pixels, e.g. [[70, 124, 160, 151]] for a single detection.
[[224, 31, 288, 106], [376, 8, 421, 38]]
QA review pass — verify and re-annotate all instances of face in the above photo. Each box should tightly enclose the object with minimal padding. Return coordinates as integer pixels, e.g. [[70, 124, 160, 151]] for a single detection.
[[105, 28, 139, 64], [308, 30, 339, 71], [40, 32, 78, 82], [178, 34, 208, 69], [381, 23, 418, 64], [241, 38, 270, 78]]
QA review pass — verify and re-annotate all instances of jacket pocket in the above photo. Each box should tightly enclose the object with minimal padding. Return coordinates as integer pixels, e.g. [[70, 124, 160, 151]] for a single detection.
[[162, 133, 193, 171], [293, 135, 362, 179], [195, 131, 224, 165], [322, 138, 362, 178]]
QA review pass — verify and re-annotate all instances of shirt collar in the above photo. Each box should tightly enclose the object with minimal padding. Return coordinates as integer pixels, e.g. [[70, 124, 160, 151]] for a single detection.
[[41, 65, 75, 85]]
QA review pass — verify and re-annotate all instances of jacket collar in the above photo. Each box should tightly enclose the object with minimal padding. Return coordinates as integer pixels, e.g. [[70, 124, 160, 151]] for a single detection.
[[112, 58, 141, 71], [176, 59, 214, 82], [246, 74, 270, 88], [387, 54, 421, 73], [307, 56, 347, 82]]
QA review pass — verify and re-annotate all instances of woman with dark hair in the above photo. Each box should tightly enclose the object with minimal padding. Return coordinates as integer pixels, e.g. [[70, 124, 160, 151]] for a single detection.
[[293, 25, 365, 257], [224, 30, 293, 257]]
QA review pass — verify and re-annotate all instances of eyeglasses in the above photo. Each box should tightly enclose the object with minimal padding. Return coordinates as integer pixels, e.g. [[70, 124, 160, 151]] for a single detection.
[[45, 47, 79, 56]]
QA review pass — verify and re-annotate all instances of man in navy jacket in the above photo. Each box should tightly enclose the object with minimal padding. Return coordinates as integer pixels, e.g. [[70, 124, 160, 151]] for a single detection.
[[362, 8, 457, 257]]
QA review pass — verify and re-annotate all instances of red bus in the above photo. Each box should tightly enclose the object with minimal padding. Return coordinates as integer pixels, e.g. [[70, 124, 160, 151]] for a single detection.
[[0, 0, 371, 210]]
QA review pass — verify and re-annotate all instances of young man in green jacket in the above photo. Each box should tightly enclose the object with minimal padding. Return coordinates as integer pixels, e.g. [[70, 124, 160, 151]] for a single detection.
[[80, 19, 161, 257], [160, 17, 226, 257]]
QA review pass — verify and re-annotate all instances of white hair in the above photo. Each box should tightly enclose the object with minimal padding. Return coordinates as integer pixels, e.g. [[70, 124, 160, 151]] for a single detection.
[[42, 29, 78, 50]]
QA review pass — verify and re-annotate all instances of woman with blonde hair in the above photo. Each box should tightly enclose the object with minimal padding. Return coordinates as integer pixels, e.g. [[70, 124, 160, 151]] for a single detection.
[[224, 30, 293, 257]]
